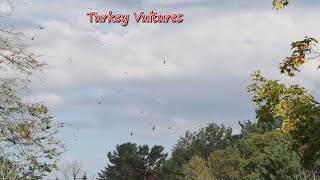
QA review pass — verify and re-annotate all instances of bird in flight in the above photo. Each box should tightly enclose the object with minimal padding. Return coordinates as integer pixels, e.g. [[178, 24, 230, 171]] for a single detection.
[[124, 72, 128, 74], [141, 110, 143, 114], [31, 37, 34, 40], [164, 61, 166, 64], [99, 102, 101, 105], [153, 125, 155, 130], [38, 25, 44, 29], [137, 1, 141, 3], [69, 58, 72, 62], [88, 8, 93, 10], [131, 132, 133, 136], [168, 127, 171, 129]]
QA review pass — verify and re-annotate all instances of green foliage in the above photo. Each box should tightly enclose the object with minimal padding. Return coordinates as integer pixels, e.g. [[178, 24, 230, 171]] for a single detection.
[[0, 78, 65, 179], [182, 155, 213, 180], [97, 142, 167, 180], [279, 36, 319, 77], [208, 145, 242, 179], [0, 157, 19, 180], [162, 123, 235, 179], [240, 131, 305, 180], [272, 0, 289, 10], [248, 71, 320, 168], [239, 118, 282, 138]]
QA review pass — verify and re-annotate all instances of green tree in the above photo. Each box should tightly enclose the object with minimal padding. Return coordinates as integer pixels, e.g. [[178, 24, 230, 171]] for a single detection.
[[208, 145, 242, 180], [248, 71, 320, 168], [0, 78, 65, 179], [0, 157, 19, 180], [97, 142, 167, 180], [0, 1, 65, 178], [240, 131, 305, 180], [182, 155, 213, 180], [238, 118, 282, 138], [161, 123, 235, 179]]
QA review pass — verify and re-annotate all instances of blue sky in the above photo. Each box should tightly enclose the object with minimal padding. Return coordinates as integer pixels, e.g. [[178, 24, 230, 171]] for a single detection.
[[1, 0, 320, 178]]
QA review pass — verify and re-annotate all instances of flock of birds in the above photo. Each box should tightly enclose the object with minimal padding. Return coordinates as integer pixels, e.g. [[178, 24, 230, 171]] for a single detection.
[[31, 5, 173, 140]]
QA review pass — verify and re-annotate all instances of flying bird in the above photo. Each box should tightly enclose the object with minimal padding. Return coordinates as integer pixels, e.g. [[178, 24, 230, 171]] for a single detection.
[[137, 1, 141, 3], [88, 8, 93, 10], [163, 61, 166, 64], [124, 72, 128, 74], [69, 58, 72, 62], [131, 132, 133, 136], [168, 127, 171, 129], [31, 37, 34, 40], [153, 125, 155, 130], [99, 102, 101, 105], [38, 25, 44, 29], [141, 110, 143, 114]]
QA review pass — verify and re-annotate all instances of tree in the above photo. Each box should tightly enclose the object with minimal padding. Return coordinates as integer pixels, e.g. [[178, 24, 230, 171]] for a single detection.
[[0, 157, 19, 180], [207, 145, 242, 180], [0, 1, 65, 178], [247, 71, 320, 169], [161, 123, 235, 179], [97, 142, 167, 180], [182, 155, 213, 180], [61, 161, 85, 180], [239, 131, 305, 179], [238, 118, 282, 138], [0, 76, 65, 179]]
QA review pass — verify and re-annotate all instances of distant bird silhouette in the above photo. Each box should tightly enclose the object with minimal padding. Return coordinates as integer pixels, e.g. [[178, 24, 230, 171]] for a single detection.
[[137, 1, 141, 3], [88, 8, 93, 10], [141, 110, 143, 113], [153, 125, 155, 130], [31, 37, 34, 40], [168, 127, 171, 129], [164, 61, 166, 64], [131, 132, 133, 136], [124, 72, 128, 74], [38, 26, 44, 29], [99, 102, 101, 104], [69, 58, 72, 62]]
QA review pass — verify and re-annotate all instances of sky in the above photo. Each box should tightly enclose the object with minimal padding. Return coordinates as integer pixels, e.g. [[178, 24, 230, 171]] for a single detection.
[[1, 0, 320, 178]]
